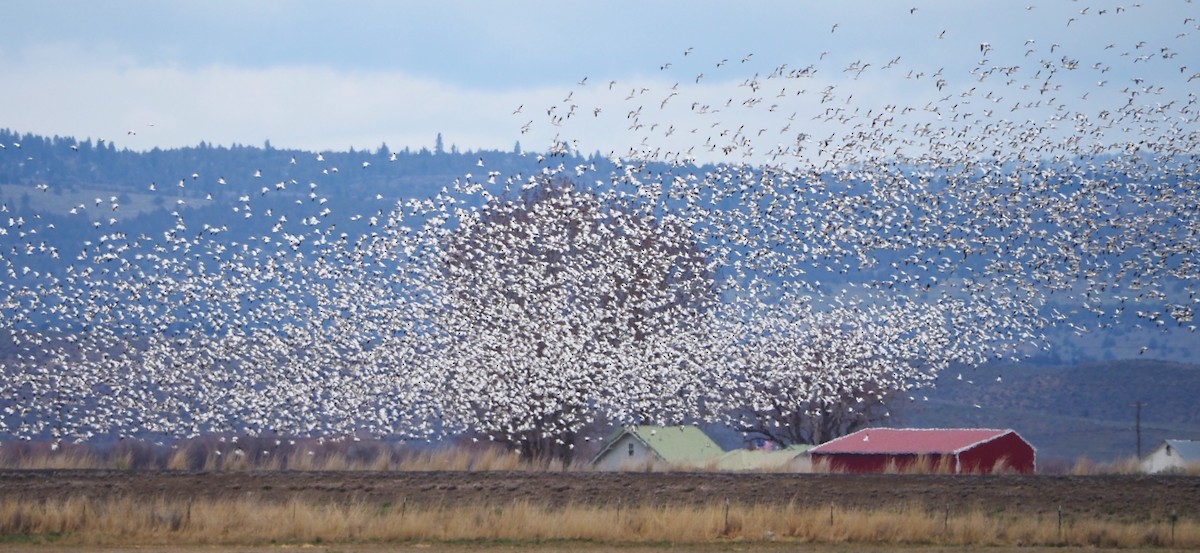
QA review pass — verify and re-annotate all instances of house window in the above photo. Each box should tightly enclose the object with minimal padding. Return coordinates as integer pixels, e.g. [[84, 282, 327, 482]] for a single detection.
[[628, 443, 635, 456]]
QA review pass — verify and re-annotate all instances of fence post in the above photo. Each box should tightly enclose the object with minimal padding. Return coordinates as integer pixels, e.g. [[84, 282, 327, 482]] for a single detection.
[[944, 503, 949, 533], [1170, 511, 1178, 547], [1057, 505, 1063, 542], [723, 497, 730, 535]]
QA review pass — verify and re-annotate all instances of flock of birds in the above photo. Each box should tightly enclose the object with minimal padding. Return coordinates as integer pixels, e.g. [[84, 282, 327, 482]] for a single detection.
[[1, 2, 1198, 449]]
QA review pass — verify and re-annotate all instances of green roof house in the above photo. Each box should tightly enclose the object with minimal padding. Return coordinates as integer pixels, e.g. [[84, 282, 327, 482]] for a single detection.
[[591, 425, 725, 471]]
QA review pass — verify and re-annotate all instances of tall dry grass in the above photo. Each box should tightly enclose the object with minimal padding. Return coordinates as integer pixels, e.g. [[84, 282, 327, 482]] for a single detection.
[[0, 495, 1194, 548], [5, 438, 1200, 476], [0, 438, 577, 472]]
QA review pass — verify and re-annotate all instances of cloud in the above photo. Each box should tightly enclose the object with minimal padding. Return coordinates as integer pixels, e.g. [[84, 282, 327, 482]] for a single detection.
[[0, 41, 827, 163], [0, 42, 568, 154], [1, 0, 1191, 166]]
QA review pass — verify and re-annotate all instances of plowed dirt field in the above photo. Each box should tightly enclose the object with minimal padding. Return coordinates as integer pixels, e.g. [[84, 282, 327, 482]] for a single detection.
[[2, 470, 1194, 522]]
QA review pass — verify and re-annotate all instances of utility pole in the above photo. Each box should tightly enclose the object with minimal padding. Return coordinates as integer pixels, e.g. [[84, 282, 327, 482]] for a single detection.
[[1135, 400, 1143, 459]]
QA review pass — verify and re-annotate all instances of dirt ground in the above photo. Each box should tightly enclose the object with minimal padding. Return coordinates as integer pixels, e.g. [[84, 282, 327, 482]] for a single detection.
[[0, 546, 1184, 553], [1, 470, 1195, 523]]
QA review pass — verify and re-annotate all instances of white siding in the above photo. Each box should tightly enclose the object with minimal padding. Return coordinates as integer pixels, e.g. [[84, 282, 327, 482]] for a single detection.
[[593, 434, 660, 471], [1141, 441, 1198, 473]]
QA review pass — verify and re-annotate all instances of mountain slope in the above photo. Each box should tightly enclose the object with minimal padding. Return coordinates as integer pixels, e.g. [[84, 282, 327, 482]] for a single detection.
[[901, 359, 1200, 462]]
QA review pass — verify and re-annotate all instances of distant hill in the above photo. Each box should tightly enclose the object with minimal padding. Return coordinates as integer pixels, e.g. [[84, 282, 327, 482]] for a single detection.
[[3, 129, 1199, 454], [4, 128, 1195, 365], [0, 127, 579, 204], [900, 359, 1200, 462]]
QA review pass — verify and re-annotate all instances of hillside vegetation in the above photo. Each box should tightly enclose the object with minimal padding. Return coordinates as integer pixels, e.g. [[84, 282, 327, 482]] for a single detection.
[[906, 359, 1200, 461], [3, 129, 1199, 458]]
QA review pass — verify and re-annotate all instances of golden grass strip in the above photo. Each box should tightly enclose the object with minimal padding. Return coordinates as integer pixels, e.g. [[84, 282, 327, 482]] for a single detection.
[[0, 496, 1196, 548], [7, 439, 1200, 475], [1, 441, 573, 472]]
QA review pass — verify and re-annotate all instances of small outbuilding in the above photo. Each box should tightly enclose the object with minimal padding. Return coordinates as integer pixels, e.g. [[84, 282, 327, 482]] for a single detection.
[[590, 425, 724, 471], [808, 428, 1036, 474], [714, 444, 813, 472], [1141, 439, 1200, 473]]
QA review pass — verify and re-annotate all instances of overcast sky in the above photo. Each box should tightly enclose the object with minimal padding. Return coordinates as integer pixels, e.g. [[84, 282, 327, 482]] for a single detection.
[[2, 1, 1195, 160]]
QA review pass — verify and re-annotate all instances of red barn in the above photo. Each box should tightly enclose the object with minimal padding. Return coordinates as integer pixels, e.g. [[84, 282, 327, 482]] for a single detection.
[[809, 428, 1036, 474]]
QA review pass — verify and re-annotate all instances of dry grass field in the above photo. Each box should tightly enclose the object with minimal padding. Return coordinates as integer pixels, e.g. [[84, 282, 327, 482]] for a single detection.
[[0, 442, 1197, 550], [0, 497, 1195, 551], [0, 470, 1196, 550]]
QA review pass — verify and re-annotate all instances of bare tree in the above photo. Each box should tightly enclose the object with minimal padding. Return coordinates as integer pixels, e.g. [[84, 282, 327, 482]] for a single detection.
[[423, 179, 717, 464], [721, 294, 948, 446]]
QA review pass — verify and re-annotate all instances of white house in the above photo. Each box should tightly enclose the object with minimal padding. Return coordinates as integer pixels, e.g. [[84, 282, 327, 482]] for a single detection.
[[591, 425, 724, 471], [1141, 439, 1200, 473]]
